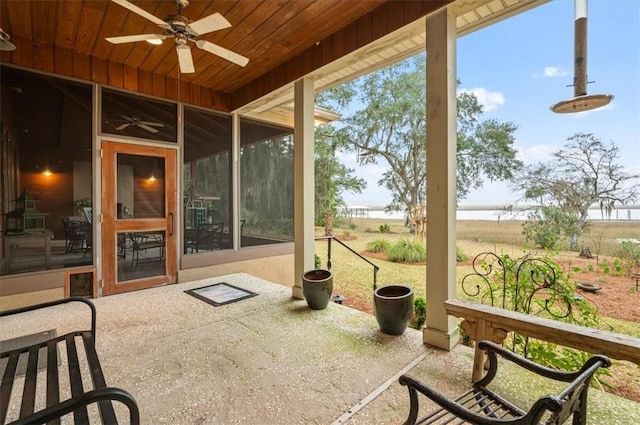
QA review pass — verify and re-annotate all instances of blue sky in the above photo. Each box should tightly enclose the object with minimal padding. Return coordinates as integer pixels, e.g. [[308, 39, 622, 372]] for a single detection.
[[342, 0, 640, 207]]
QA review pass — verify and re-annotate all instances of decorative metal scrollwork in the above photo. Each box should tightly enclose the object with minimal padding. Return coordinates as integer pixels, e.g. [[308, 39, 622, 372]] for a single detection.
[[461, 252, 575, 320]]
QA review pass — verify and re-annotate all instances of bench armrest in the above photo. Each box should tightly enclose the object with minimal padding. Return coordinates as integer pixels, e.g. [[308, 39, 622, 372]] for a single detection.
[[8, 387, 140, 425], [477, 340, 611, 387], [0, 297, 97, 343]]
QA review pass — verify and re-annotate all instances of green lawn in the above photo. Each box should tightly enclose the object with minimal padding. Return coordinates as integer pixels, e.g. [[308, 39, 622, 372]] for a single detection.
[[316, 217, 640, 338]]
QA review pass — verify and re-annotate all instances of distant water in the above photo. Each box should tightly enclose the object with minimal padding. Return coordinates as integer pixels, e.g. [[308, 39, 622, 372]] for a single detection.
[[351, 206, 640, 221]]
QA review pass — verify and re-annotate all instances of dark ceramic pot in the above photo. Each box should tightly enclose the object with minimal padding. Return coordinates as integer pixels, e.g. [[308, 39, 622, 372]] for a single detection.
[[374, 285, 414, 335], [302, 269, 334, 310]]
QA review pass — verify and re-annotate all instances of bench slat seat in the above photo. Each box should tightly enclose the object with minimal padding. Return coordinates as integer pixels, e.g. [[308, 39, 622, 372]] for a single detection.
[[0, 298, 139, 425], [400, 341, 610, 425]]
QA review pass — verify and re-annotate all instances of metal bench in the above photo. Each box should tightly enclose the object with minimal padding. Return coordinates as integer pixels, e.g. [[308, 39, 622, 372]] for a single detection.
[[399, 340, 610, 425], [0, 298, 139, 425]]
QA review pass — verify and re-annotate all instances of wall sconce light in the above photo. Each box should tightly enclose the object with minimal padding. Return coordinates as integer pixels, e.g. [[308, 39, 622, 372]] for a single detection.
[[148, 174, 157, 183], [42, 169, 53, 177]]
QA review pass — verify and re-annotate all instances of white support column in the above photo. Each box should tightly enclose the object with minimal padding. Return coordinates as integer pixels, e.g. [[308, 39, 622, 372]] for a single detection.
[[292, 78, 315, 299], [232, 113, 240, 251], [423, 7, 459, 350]]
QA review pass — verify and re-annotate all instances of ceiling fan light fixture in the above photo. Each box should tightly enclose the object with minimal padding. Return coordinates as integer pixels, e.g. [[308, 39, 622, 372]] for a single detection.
[[146, 38, 163, 45], [0, 28, 16, 51]]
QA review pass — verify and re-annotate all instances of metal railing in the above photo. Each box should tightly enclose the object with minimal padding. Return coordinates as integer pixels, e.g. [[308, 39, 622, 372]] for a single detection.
[[315, 235, 380, 290]]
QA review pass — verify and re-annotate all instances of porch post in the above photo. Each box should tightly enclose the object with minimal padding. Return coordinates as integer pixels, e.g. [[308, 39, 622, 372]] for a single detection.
[[292, 77, 315, 299], [423, 7, 459, 350]]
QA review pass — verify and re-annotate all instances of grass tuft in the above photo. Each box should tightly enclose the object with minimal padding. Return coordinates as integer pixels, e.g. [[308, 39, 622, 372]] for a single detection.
[[388, 238, 426, 263], [366, 239, 391, 253]]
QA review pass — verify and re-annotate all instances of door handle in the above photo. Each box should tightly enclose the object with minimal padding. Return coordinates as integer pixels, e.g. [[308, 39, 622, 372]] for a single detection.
[[169, 212, 175, 236]]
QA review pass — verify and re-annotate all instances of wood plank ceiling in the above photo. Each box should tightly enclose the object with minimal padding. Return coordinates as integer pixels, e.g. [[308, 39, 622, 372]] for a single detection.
[[0, 0, 450, 113]]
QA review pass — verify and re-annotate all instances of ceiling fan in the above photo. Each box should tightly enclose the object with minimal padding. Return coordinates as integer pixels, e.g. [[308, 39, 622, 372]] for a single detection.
[[105, 0, 249, 73], [112, 115, 165, 133]]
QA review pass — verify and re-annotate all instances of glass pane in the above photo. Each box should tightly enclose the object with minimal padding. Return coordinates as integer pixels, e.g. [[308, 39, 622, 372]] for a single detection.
[[117, 154, 165, 219], [239, 118, 294, 248], [183, 108, 232, 254], [0, 66, 93, 276], [117, 231, 166, 282], [101, 88, 177, 142]]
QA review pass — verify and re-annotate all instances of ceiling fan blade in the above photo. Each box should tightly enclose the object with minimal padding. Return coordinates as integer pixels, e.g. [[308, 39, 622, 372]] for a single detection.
[[111, 0, 169, 28], [115, 123, 130, 131], [188, 12, 231, 36], [138, 123, 160, 133], [176, 45, 195, 73], [106, 34, 164, 44], [139, 121, 165, 127], [195, 40, 249, 67]]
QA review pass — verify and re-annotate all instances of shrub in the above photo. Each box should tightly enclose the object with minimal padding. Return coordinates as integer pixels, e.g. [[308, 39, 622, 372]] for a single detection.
[[366, 239, 391, 253], [409, 297, 426, 330], [388, 239, 426, 263], [522, 219, 561, 250], [616, 241, 640, 274], [456, 246, 468, 262], [379, 223, 391, 233], [314, 254, 321, 269]]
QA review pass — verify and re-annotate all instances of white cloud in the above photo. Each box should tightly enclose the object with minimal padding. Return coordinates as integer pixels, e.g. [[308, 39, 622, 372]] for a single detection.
[[522, 144, 556, 163], [459, 87, 506, 112], [534, 66, 569, 78]]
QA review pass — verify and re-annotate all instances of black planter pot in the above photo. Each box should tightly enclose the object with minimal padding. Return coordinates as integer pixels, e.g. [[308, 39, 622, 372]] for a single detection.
[[302, 269, 334, 310], [374, 285, 414, 335]]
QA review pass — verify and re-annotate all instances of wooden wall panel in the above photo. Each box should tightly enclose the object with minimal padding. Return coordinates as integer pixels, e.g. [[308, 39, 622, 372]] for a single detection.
[[138, 70, 154, 96], [201, 88, 212, 109], [123, 65, 138, 92], [73, 53, 91, 81], [372, 7, 389, 40], [107, 61, 124, 88], [152, 73, 166, 98], [54, 46, 73, 76], [33, 44, 54, 72], [357, 13, 373, 48], [190, 84, 201, 107], [6, 37, 34, 69], [91, 57, 108, 85], [165, 77, 178, 102], [179, 80, 190, 104]]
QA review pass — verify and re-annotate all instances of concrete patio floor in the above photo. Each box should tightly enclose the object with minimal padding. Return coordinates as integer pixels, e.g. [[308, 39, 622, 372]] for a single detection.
[[2, 273, 638, 424]]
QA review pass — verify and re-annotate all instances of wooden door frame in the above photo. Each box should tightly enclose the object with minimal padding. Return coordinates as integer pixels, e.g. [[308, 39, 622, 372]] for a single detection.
[[101, 141, 178, 295]]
